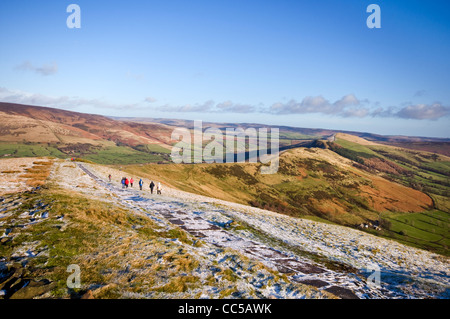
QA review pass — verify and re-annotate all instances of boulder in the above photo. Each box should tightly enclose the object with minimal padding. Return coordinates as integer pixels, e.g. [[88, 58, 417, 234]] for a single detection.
[[9, 279, 56, 299]]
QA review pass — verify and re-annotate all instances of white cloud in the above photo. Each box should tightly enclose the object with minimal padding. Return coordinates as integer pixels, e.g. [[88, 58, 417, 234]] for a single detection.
[[144, 97, 157, 103], [268, 94, 450, 121], [0, 87, 137, 110], [159, 100, 215, 113], [342, 107, 370, 118], [395, 103, 449, 120], [334, 94, 360, 109], [216, 101, 255, 113], [157, 100, 256, 113], [370, 103, 449, 120], [269, 94, 363, 116], [15, 61, 58, 76]]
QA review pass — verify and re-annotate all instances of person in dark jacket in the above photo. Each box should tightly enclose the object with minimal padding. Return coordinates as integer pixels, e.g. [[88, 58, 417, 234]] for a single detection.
[[149, 181, 155, 194]]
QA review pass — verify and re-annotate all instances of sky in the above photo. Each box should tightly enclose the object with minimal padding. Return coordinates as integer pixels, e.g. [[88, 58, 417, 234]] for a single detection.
[[0, 0, 449, 138]]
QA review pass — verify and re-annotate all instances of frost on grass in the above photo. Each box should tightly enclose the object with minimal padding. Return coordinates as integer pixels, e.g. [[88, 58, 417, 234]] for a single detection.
[[84, 160, 449, 299], [1, 159, 448, 299], [1, 160, 332, 299]]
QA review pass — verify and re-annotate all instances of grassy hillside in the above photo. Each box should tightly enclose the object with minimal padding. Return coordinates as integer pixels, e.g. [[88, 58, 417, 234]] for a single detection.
[[120, 145, 450, 255], [125, 148, 442, 248], [0, 102, 177, 165], [331, 135, 450, 212]]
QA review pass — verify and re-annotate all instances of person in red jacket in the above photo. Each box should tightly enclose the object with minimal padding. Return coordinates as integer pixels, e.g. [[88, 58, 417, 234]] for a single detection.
[[130, 178, 134, 187], [125, 178, 129, 188]]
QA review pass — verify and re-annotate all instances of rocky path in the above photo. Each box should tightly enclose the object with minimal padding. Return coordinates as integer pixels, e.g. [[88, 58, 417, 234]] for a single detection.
[[77, 163, 394, 299]]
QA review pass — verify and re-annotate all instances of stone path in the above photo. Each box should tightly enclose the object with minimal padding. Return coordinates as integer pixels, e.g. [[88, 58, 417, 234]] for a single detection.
[[78, 163, 398, 299]]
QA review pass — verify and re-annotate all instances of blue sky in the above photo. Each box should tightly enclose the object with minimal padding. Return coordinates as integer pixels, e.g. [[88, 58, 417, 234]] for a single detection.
[[0, 0, 449, 138]]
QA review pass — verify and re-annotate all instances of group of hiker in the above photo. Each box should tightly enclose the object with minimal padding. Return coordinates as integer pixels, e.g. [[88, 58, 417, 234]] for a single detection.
[[113, 174, 162, 194]]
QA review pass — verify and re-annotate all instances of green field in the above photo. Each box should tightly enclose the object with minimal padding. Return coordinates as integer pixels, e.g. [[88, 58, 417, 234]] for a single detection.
[[0, 142, 66, 158], [133, 143, 172, 154], [379, 210, 450, 256], [83, 146, 169, 164], [0, 142, 171, 165], [333, 138, 450, 206], [334, 138, 379, 157]]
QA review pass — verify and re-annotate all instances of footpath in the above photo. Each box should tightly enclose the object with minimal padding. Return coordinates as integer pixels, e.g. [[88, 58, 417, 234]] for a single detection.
[[78, 163, 392, 299]]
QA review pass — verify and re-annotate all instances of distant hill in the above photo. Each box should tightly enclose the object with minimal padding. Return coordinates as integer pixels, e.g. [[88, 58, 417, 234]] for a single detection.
[[1, 101, 450, 162], [1, 102, 449, 160], [0, 102, 175, 163], [114, 116, 450, 140], [114, 116, 450, 156], [0, 102, 176, 146]]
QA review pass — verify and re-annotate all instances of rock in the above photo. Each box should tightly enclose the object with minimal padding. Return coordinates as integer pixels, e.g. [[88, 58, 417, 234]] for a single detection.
[[324, 286, 359, 299], [0, 237, 11, 244], [9, 279, 56, 299], [0, 275, 12, 291], [18, 212, 30, 219], [9, 277, 26, 291], [294, 278, 329, 288], [9, 265, 24, 279], [0, 265, 23, 290], [80, 289, 95, 299]]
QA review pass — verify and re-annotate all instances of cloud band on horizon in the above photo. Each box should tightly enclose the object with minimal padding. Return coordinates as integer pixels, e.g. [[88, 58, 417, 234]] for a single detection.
[[1, 87, 448, 121], [155, 94, 449, 121]]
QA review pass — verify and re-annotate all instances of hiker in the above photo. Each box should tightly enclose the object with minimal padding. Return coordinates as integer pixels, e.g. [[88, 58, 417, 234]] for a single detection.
[[130, 178, 134, 187], [157, 182, 162, 195], [121, 177, 125, 188], [125, 178, 129, 188], [108, 174, 112, 182], [149, 181, 155, 194], [139, 179, 143, 190]]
